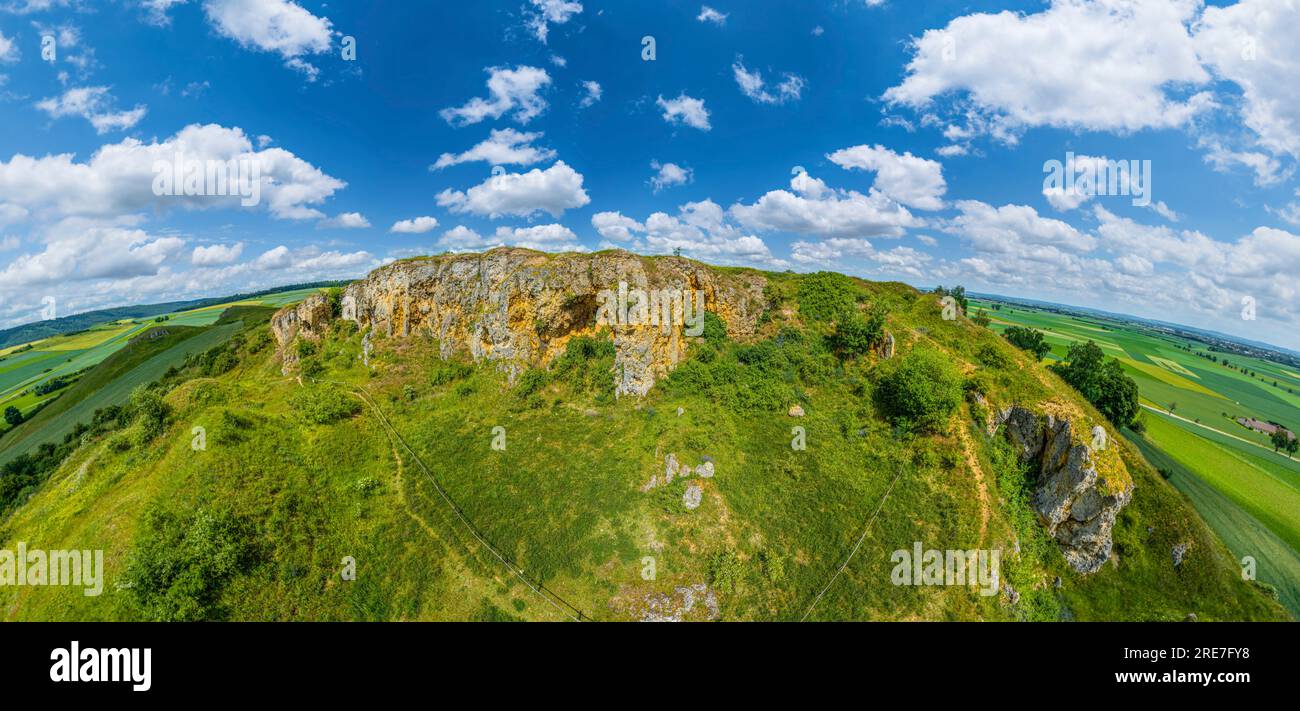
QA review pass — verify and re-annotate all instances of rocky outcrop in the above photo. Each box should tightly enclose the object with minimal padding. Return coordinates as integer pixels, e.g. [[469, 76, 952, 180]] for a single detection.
[[276, 248, 768, 395], [992, 405, 1133, 574], [271, 292, 332, 374]]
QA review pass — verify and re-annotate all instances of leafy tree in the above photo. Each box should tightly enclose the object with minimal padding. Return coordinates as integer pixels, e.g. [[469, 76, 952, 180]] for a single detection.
[[876, 347, 964, 433], [1002, 326, 1051, 360], [1050, 341, 1140, 427], [933, 285, 968, 314], [971, 309, 992, 328], [3, 406, 21, 428], [1271, 430, 1291, 453], [1286, 437, 1299, 459]]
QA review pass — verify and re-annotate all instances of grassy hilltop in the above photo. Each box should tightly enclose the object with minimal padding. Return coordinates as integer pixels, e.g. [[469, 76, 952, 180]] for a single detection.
[[0, 251, 1286, 621]]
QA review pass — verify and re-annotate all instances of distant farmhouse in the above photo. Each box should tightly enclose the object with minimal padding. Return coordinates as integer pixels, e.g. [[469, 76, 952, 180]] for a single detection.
[[1236, 417, 1296, 441]]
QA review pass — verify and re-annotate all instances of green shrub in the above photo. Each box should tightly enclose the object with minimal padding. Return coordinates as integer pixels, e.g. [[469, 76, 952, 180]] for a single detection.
[[515, 368, 548, 398], [876, 347, 963, 433], [827, 308, 886, 360], [291, 385, 362, 424], [551, 334, 615, 395], [797, 272, 861, 322], [354, 477, 380, 495], [128, 385, 170, 445], [324, 287, 344, 318], [976, 343, 1011, 369], [430, 359, 474, 387], [700, 311, 729, 346], [1003, 326, 1050, 361], [121, 506, 259, 621], [708, 549, 746, 594], [759, 549, 785, 584]]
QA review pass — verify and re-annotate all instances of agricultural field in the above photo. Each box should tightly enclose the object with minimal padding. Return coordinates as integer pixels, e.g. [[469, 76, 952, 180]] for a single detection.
[[973, 297, 1300, 617], [0, 287, 326, 436]]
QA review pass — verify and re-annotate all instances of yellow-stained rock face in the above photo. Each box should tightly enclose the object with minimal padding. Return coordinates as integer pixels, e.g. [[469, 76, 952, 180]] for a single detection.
[[270, 292, 332, 374], [277, 248, 769, 395]]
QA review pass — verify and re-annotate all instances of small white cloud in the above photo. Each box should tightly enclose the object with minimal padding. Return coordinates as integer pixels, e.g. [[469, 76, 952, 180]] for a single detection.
[[139, 0, 188, 26], [192, 242, 244, 266], [591, 211, 644, 242], [390, 216, 440, 234], [202, 0, 334, 75], [697, 6, 727, 25], [650, 160, 693, 192], [579, 80, 602, 108], [732, 57, 805, 105], [317, 212, 371, 229], [36, 87, 147, 134], [526, 0, 583, 43], [1149, 200, 1179, 222], [433, 129, 556, 170], [656, 93, 711, 131], [827, 144, 946, 211], [0, 30, 19, 63]]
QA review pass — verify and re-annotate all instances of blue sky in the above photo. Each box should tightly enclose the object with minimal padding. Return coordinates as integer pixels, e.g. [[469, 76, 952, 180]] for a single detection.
[[1, 0, 1298, 349]]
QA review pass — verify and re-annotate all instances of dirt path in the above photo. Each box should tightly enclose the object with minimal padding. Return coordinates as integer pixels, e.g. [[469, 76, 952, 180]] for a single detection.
[[957, 425, 992, 546]]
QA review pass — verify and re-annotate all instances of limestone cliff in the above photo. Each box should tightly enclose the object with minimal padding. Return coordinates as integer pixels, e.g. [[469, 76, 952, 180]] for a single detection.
[[270, 291, 332, 374], [274, 248, 768, 395], [992, 404, 1133, 574]]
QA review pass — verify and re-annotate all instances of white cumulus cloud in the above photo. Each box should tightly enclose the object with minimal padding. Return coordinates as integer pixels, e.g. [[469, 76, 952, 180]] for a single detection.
[[440, 66, 552, 126], [436, 160, 590, 218]]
